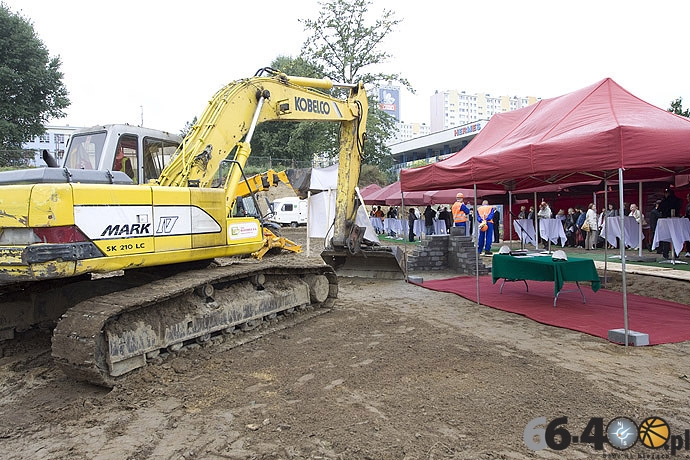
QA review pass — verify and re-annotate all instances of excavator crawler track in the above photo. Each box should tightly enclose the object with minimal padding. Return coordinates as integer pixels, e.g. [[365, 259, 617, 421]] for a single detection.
[[51, 260, 337, 387]]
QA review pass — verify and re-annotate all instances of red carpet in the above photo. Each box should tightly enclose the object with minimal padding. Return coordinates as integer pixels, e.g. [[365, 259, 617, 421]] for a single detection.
[[418, 276, 690, 345]]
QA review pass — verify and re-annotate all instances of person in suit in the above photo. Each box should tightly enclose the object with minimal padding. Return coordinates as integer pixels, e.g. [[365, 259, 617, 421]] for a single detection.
[[493, 205, 501, 243], [658, 187, 682, 258], [423, 205, 436, 235], [408, 208, 417, 242]]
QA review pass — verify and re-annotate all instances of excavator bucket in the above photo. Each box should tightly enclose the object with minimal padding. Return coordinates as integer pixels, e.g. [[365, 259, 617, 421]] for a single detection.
[[321, 223, 405, 279], [321, 245, 405, 279]]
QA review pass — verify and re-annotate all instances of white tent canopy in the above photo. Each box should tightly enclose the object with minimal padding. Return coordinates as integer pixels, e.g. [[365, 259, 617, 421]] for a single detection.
[[306, 164, 379, 244]]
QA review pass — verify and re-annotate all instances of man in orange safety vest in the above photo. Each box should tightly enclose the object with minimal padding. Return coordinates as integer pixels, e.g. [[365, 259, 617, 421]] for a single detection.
[[451, 193, 471, 235]]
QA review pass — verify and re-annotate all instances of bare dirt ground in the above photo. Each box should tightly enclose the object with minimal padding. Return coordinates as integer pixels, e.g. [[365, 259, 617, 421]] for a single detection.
[[1, 228, 690, 459]]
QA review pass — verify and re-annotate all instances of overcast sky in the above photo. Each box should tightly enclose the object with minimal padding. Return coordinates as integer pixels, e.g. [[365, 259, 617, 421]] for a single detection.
[[5, 0, 690, 132]]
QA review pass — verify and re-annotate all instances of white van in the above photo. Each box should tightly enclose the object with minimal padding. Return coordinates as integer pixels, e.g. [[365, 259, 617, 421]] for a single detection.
[[270, 197, 308, 227]]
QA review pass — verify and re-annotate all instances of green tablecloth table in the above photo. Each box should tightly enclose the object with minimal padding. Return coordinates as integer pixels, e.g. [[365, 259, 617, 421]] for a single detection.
[[491, 254, 601, 306]]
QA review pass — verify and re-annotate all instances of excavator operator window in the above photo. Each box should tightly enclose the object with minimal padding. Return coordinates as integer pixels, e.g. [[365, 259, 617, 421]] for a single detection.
[[210, 160, 232, 188], [64, 132, 106, 170], [114, 136, 138, 183], [143, 137, 180, 183], [233, 197, 261, 219]]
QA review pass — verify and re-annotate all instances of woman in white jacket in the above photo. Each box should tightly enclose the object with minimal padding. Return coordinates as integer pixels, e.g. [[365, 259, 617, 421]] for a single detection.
[[584, 203, 599, 250]]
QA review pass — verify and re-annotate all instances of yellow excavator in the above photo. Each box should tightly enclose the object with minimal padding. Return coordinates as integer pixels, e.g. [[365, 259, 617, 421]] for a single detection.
[[0, 68, 403, 386]]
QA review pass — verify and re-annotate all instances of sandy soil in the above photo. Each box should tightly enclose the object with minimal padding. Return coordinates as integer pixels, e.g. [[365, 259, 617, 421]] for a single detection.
[[1, 228, 690, 459]]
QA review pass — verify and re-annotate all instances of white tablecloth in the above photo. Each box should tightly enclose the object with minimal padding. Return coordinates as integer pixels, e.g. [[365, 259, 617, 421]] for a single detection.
[[539, 218, 567, 247], [652, 218, 690, 255], [600, 216, 640, 248], [369, 217, 384, 233], [413, 219, 422, 236], [435, 219, 447, 235], [384, 218, 404, 236], [413, 219, 447, 236], [514, 219, 537, 247], [381, 218, 448, 238]]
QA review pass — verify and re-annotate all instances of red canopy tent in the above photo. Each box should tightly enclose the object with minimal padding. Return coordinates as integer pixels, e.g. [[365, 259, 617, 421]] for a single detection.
[[401, 78, 690, 192], [361, 181, 455, 207], [399, 78, 690, 345], [361, 182, 399, 205], [359, 183, 381, 198], [363, 181, 417, 206], [385, 191, 427, 206]]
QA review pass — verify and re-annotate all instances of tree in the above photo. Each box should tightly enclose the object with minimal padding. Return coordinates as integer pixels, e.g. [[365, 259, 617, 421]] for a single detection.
[[359, 163, 391, 187], [251, 56, 333, 168], [0, 4, 69, 166], [180, 116, 197, 139], [668, 97, 690, 118], [299, 0, 410, 168], [300, 0, 410, 90]]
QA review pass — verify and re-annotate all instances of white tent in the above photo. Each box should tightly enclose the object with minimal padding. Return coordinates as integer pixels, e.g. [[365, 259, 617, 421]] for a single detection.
[[306, 164, 379, 252]]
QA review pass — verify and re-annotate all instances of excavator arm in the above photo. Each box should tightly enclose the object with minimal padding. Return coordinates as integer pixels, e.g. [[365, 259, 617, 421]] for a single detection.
[[157, 70, 364, 223], [155, 69, 400, 277], [235, 169, 292, 199]]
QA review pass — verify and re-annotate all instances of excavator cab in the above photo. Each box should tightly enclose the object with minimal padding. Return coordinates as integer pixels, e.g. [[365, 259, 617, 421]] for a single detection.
[[62, 125, 182, 184]]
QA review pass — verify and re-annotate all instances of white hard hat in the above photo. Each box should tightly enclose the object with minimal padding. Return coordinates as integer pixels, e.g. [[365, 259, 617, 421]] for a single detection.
[[498, 245, 511, 255], [552, 250, 568, 261]]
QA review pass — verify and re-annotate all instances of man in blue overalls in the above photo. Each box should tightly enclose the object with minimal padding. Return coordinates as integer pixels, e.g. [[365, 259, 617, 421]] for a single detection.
[[476, 200, 496, 255]]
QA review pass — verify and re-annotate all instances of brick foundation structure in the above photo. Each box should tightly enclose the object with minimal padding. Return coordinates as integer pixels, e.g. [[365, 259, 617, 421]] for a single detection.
[[404, 234, 491, 276]]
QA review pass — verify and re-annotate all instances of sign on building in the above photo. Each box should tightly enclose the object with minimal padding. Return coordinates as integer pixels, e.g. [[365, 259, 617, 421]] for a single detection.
[[378, 86, 400, 120]]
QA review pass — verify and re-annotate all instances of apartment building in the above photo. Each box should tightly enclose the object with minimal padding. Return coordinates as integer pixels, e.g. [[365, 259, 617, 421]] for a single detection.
[[430, 90, 539, 133], [390, 120, 431, 143]]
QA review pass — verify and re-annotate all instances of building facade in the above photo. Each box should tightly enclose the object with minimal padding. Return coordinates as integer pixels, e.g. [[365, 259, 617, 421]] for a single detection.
[[430, 90, 539, 133], [389, 120, 488, 176], [390, 121, 431, 144], [22, 125, 84, 166]]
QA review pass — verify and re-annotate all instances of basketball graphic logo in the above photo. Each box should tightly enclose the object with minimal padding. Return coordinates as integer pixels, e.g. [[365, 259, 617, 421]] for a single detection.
[[638, 417, 670, 448]]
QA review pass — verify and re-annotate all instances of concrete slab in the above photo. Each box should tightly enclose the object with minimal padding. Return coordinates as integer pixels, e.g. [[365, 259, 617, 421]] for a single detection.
[[593, 260, 690, 282], [608, 328, 650, 346]]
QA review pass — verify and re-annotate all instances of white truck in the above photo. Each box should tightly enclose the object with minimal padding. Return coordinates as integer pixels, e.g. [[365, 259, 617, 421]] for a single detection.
[[270, 197, 308, 227]]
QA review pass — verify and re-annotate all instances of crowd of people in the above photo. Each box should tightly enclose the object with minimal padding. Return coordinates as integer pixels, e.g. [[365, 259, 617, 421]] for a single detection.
[[524, 200, 645, 251], [369, 193, 501, 254], [516, 187, 690, 259], [367, 185, 690, 259]]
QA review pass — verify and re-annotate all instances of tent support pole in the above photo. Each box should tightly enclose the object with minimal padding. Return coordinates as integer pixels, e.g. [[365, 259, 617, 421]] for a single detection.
[[638, 182, 643, 257], [306, 191, 311, 257], [508, 191, 513, 249], [474, 184, 480, 305], [618, 168, 629, 347], [603, 179, 608, 288], [401, 192, 409, 281], [533, 192, 538, 250]]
